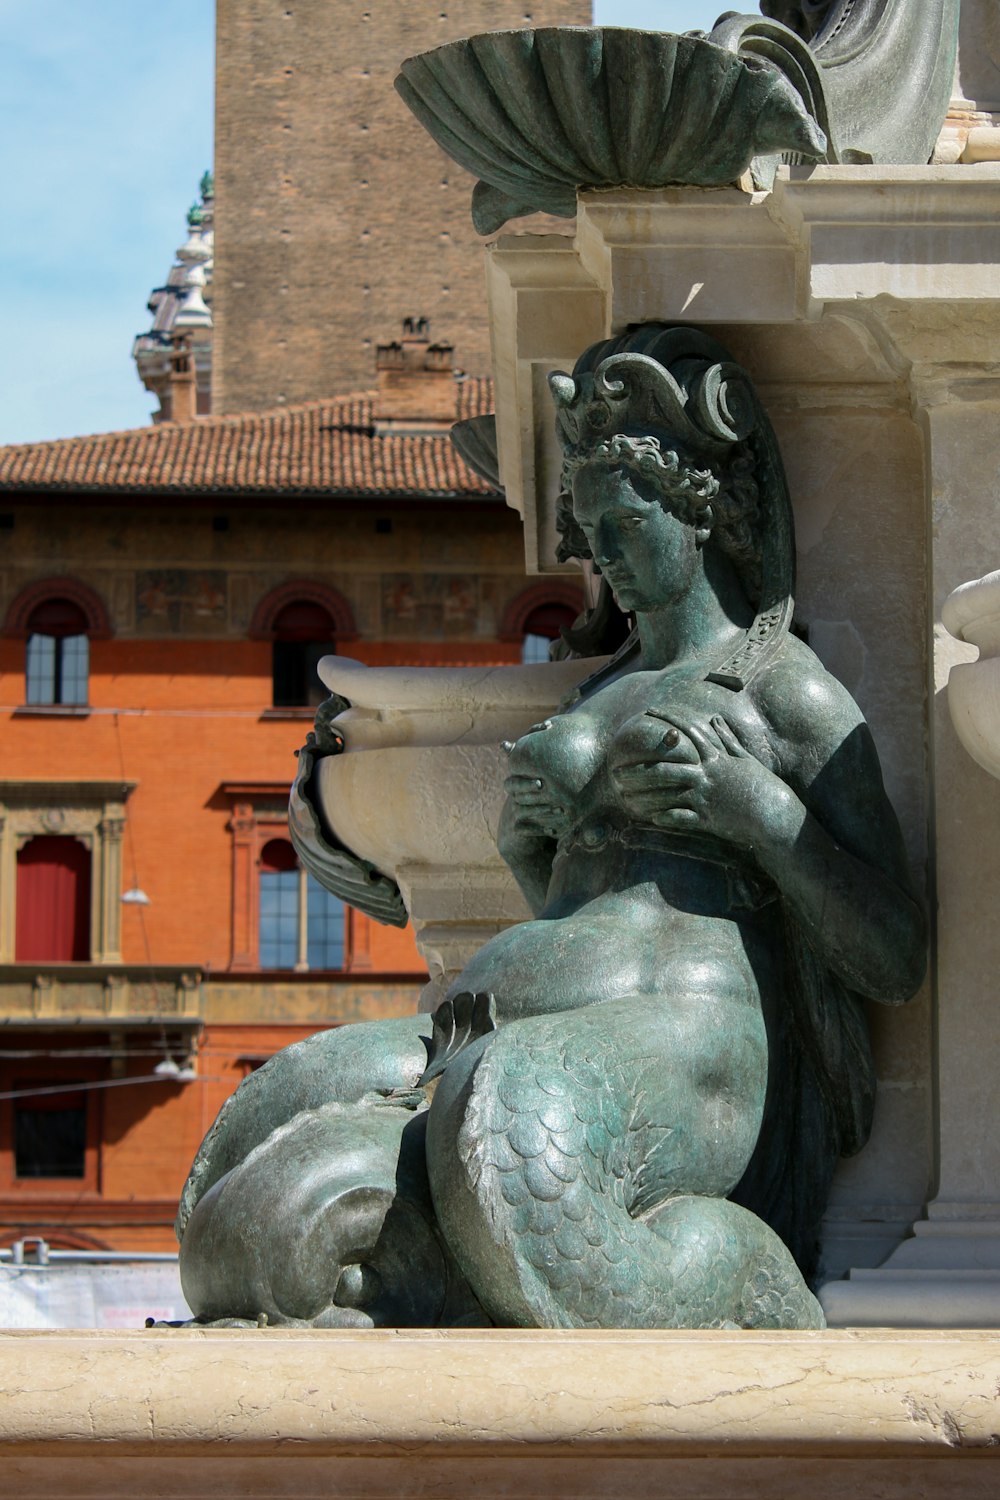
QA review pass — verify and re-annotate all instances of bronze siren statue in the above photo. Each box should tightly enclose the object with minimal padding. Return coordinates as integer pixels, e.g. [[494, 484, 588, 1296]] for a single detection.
[[175, 328, 924, 1331]]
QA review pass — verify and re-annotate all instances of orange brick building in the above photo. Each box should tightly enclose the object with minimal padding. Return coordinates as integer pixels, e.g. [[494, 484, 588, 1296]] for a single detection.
[[0, 0, 593, 1261], [0, 348, 583, 1251]]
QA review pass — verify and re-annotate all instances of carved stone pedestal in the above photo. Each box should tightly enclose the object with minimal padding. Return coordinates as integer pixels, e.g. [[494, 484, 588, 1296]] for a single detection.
[[821, 1216, 1000, 1328], [820, 570, 1000, 1325]]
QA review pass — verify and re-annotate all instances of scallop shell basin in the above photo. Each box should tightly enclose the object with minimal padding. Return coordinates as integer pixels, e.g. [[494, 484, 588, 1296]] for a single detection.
[[395, 27, 826, 233]]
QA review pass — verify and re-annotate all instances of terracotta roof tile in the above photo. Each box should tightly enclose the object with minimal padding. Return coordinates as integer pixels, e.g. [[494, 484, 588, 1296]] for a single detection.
[[0, 380, 496, 499]]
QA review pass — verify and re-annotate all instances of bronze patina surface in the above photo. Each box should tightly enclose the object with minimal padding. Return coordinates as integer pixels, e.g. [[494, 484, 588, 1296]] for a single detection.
[[175, 328, 924, 1332], [395, 4, 959, 232]]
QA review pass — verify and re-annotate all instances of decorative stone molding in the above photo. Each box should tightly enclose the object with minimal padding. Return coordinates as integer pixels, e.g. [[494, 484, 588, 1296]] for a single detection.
[[0, 781, 136, 964], [829, 571, 1000, 1323], [1, 577, 113, 639], [248, 580, 358, 641], [486, 168, 1000, 572], [0, 965, 203, 1027], [935, 0, 1000, 161]]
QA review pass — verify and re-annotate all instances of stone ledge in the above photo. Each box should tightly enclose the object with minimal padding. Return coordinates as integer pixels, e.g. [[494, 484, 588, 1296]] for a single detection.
[[2, 1329, 999, 1498]]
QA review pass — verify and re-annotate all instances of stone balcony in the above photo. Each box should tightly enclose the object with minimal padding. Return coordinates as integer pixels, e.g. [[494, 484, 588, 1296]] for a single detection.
[[0, 965, 203, 1033]]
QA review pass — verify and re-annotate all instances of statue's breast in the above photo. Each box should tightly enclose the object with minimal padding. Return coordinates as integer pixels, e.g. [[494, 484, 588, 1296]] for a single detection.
[[608, 685, 778, 778], [508, 675, 779, 833], [506, 711, 606, 805]]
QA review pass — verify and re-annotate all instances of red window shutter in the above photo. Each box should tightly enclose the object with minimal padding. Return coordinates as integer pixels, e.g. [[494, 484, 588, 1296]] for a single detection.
[[15, 836, 92, 962]]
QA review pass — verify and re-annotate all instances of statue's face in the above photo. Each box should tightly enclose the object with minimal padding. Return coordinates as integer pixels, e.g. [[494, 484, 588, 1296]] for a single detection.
[[571, 460, 699, 613]]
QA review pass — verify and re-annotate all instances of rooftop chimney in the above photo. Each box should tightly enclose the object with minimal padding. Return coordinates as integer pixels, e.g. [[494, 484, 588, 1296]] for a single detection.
[[168, 334, 198, 425], [374, 318, 457, 432]]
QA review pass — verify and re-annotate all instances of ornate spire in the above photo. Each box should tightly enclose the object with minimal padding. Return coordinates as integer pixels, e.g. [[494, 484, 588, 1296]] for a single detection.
[[132, 172, 214, 421]]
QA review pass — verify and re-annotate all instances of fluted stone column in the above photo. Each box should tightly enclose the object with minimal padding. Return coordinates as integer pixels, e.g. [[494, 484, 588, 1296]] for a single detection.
[[97, 815, 126, 964]]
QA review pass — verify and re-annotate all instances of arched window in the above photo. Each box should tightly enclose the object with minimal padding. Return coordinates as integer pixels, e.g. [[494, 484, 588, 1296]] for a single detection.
[[258, 837, 346, 971], [259, 839, 300, 970], [499, 583, 584, 665], [271, 601, 335, 709], [520, 602, 579, 664], [249, 581, 355, 711], [15, 836, 92, 962], [25, 599, 89, 705]]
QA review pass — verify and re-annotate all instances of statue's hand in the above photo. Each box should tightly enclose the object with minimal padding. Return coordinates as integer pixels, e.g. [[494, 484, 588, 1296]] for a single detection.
[[611, 711, 785, 850], [503, 772, 574, 840], [500, 720, 576, 841]]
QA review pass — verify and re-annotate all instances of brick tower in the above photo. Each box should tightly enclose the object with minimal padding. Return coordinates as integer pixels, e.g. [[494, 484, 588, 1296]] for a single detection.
[[212, 0, 590, 413]]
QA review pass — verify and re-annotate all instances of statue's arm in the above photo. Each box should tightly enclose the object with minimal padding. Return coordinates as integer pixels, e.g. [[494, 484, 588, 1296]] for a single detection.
[[744, 722, 924, 1005], [496, 794, 557, 916], [611, 654, 925, 1005], [733, 660, 926, 1005]]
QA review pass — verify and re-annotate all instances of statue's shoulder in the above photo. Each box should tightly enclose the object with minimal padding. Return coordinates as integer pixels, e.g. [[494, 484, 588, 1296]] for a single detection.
[[752, 633, 867, 763], [752, 634, 908, 862]]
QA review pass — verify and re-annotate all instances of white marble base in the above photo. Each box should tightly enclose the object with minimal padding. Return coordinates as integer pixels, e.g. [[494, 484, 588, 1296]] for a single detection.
[[3, 1328, 1000, 1498]]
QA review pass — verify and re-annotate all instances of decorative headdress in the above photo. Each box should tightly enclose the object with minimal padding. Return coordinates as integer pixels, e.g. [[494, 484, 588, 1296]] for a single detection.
[[549, 326, 796, 692]]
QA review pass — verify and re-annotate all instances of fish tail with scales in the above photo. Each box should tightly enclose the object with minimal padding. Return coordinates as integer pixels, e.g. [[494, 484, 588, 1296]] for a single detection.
[[427, 1004, 824, 1330]]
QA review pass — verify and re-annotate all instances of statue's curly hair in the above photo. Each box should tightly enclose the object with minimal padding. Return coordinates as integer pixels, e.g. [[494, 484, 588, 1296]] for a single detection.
[[559, 433, 763, 605]]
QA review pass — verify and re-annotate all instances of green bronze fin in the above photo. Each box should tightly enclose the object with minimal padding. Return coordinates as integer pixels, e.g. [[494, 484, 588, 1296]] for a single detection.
[[289, 728, 408, 929]]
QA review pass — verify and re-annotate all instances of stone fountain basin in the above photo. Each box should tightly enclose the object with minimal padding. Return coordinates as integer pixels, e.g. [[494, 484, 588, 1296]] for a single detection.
[[942, 569, 1000, 781], [313, 654, 607, 877]]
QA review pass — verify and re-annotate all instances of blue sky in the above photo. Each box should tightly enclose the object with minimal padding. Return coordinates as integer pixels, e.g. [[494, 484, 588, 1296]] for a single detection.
[[0, 1, 726, 446]]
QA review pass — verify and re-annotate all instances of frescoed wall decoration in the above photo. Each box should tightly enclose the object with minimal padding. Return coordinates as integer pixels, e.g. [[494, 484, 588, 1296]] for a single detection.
[[135, 570, 228, 635]]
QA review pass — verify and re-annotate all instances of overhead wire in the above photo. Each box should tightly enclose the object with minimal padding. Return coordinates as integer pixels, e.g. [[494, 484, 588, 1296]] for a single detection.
[[0, 1075, 214, 1102]]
